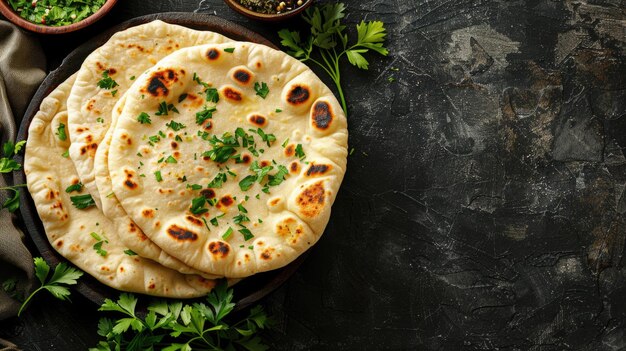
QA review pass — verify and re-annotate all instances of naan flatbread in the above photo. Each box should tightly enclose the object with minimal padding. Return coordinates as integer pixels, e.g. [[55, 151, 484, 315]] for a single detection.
[[25, 75, 221, 297], [67, 21, 230, 276], [108, 42, 348, 278]]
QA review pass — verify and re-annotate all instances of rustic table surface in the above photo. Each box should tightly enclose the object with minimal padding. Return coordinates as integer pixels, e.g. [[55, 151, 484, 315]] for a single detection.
[[2, 0, 626, 350]]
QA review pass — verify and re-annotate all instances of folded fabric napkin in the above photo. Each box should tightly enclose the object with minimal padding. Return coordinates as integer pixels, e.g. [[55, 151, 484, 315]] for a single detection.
[[0, 20, 46, 322]]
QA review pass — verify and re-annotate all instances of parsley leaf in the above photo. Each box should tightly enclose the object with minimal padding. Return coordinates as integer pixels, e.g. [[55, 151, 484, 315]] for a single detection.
[[224, 47, 235, 53], [254, 82, 269, 99], [239, 175, 257, 191], [70, 194, 95, 209], [56, 122, 67, 141], [124, 249, 137, 256], [92, 282, 271, 350], [18, 257, 83, 316], [239, 228, 254, 241], [154, 171, 163, 182], [207, 172, 227, 188], [222, 227, 234, 240], [205, 87, 219, 103], [137, 112, 151, 124], [65, 183, 83, 193], [97, 70, 119, 90], [195, 106, 216, 125], [166, 120, 186, 131], [295, 144, 306, 159], [190, 196, 208, 215]]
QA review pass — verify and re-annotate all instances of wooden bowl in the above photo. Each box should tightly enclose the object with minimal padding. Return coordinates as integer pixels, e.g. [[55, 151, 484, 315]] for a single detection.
[[223, 0, 312, 21], [0, 0, 118, 34]]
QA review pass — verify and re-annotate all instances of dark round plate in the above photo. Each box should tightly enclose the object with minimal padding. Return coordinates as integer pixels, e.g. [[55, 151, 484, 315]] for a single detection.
[[14, 12, 306, 310]]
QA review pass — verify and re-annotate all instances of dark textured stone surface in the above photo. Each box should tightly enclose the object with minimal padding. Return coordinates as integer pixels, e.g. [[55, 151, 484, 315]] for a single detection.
[[1, 0, 626, 350]]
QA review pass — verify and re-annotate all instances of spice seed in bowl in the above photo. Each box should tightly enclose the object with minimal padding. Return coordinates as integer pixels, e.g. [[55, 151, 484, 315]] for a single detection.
[[236, 0, 305, 14]]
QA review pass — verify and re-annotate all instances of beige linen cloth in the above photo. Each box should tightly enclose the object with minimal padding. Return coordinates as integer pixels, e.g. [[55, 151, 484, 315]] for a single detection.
[[0, 19, 46, 328]]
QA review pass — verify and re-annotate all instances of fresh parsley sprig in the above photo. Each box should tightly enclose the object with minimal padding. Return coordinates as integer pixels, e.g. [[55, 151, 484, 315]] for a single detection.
[[278, 3, 388, 116], [91, 283, 271, 351], [18, 257, 83, 317], [1, 140, 27, 213]]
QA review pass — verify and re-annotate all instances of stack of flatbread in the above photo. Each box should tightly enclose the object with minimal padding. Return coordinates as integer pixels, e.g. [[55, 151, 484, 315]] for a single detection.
[[24, 21, 347, 298]]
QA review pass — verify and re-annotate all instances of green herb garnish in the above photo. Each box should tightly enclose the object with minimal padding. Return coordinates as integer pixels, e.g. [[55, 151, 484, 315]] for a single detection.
[[190, 196, 208, 215], [196, 106, 216, 125], [70, 194, 95, 209], [17, 257, 82, 317], [137, 112, 151, 124], [92, 283, 270, 350], [97, 70, 119, 90], [166, 120, 186, 131], [56, 122, 67, 141], [224, 47, 235, 53], [65, 183, 83, 193], [254, 82, 269, 99], [154, 171, 163, 182]]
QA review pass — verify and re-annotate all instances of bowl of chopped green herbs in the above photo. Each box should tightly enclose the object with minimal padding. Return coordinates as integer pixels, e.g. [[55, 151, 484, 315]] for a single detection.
[[223, 0, 312, 21], [0, 0, 117, 34]]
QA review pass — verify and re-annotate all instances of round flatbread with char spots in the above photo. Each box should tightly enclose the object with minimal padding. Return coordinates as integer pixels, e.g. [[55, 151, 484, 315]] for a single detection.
[[107, 42, 348, 278]]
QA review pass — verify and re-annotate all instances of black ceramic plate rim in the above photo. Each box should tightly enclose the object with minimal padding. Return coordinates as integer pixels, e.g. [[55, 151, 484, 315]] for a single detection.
[[14, 12, 307, 310]]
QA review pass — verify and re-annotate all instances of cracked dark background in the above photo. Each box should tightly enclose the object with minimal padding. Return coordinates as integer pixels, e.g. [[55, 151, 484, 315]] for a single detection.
[[2, 0, 626, 350]]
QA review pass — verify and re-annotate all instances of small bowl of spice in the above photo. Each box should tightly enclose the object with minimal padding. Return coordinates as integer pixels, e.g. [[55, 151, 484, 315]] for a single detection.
[[0, 0, 117, 34], [223, 0, 312, 21]]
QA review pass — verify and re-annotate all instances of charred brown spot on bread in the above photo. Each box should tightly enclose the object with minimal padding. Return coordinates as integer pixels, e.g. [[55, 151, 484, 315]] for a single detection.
[[296, 181, 326, 218], [155, 221, 161, 228], [203, 121, 213, 131], [129, 222, 137, 232], [233, 69, 252, 85], [80, 143, 98, 156], [287, 85, 310, 105], [166, 224, 199, 241], [241, 154, 251, 164], [311, 101, 333, 130], [197, 277, 217, 288], [186, 215, 203, 227], [201, 189, 216, 199], [108, 68, 117, 75], [248, 114, 267, 127], [96, 62, 105, 70], [270, 198, 281, 206], [170, 141, 178, 149], [124, 179, 138, 190], [290, 161, 300, 174], [86, 135, 93, 142], [305, 164, 332, 177], [218, 195, 234, 207], [207, 48, 220, 60], [76, 127, 85, 133], [260, 160, 271, 168], [173, 151, 181, 158], [284, 144, 295, 157], [126, 138, 132, 145], [158, 188, 173, 194], [142, 209, 154, 218], [256, 62, 262, 68], [260, 248, 275, 260], [146, 69, 179, 97], [46, 190, 55, 200], [119, 267, 125, 272], [56, 240, 63, 247], [148, 283, 155, 289], [222, 87, 243, 102], [208, 241, 230, 258]]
